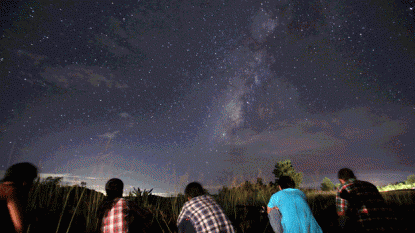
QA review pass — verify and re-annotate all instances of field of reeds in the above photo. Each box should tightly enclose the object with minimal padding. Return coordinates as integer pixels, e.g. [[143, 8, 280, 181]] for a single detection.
[[24, 177, 415, 233]]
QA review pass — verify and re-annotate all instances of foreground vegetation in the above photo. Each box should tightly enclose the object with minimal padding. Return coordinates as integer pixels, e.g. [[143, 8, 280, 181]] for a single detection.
[[24, 177, 415, 233], [378, 182, 415, 192]]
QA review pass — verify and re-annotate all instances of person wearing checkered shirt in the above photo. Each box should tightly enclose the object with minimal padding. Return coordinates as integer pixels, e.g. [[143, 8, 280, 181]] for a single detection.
[[97, 178, 129, 233], [177, 182, 235, 233], [101, 197, 129, 233], [336, 168, 397, 232]]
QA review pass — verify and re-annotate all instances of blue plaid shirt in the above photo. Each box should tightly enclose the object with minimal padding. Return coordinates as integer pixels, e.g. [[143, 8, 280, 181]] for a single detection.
[[177, 195, 235, 233]]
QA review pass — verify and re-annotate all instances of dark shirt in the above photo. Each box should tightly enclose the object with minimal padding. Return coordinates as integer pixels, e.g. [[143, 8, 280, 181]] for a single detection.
[[336, 179, 397, 231]]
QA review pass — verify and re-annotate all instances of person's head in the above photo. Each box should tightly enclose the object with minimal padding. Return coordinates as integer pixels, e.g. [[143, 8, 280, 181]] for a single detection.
[[105, 178, 124, 199], [184, 182, 205, 199], [2, 162, 38, 187], [337, 168, 356, 184], [277, 176, 295, 189]]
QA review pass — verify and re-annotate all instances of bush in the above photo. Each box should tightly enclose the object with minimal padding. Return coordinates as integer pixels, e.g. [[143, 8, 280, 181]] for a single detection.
[[406, 174, 415, 185], [321, 177, 335, 191]]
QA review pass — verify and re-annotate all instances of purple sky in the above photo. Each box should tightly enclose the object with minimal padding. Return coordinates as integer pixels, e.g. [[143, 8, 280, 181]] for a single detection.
[[1, 0, 414, 194]]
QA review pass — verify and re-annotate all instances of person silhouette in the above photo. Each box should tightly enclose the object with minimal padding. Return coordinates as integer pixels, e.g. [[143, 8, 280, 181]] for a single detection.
[[177, 182, 235, 233], [0, 162, 38, 233], [336, 168, 397, 232]]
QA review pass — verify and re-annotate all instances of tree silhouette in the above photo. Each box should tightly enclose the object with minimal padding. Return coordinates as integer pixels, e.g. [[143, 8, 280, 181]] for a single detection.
[[272, 159, 303, 188], [321, 177, 335, 191], [406, 174, 415, 185]]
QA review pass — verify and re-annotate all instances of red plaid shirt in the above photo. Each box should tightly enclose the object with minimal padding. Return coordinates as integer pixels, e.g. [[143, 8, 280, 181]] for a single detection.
[[101, 198, 129, 233], [336, 178, 369, 214], [336, 179, 397, 231]]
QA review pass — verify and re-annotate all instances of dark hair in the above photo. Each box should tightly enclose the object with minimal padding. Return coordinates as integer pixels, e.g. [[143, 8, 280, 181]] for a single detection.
[[98, 178, 126, 226], [338, 168, 356, 181], [277, 176, 295, 189], [184, 182, 205, 198], [2, 162, 38, 185], [105, 178, 124, 198]]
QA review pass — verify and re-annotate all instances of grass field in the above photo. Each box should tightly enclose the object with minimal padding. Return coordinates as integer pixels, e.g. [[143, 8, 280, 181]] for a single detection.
[[23, 177, 415, 233]]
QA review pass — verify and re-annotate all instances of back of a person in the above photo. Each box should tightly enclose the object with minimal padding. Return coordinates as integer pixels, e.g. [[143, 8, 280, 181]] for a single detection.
[[342, 180, 397, 231], [0, 163, 38, 233], [186, 195, 234, 233], [101, 197, 129, 233], [276, 188, 322, 233]]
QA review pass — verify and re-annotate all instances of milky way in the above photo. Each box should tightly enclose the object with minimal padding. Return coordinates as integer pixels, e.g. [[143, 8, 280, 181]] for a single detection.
[[1, 0, 414, 194]]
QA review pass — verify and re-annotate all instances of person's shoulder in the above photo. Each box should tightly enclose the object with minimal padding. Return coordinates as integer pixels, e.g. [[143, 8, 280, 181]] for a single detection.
[[284, 188, 304, 195], [0, 182, 17, 199], [280, 188, 297, 193], [356, 180, 380, 193], [339, 179, 356, 189], [118, 197, 130, 207], [188, 195, 213, 205], [348, 180, 377, 190], [183, 196, 197, 206], [357, 180, 376, 187], [270, 190, 280, 196], [194, 194, 211, 200], [271, 189, 286, 198], [107, 197, 127, 209], [202, 194, 215, 200], [292, 188, 306, 194]]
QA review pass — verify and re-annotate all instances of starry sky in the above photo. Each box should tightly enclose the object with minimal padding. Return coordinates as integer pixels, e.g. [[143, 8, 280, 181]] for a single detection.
[[1, 0, 414, 195]]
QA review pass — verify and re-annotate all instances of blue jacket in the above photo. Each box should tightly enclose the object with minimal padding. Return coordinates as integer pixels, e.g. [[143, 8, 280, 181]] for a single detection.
[[268, 188, 322, 233]]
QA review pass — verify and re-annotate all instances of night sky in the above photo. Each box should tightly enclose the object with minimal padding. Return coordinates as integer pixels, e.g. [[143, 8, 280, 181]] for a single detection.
[[1, 0, 414, 195]]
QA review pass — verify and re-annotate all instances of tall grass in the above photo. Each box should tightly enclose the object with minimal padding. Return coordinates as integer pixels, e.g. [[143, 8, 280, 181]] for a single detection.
[[381, 189, 415, 206], [214, 181, 278, 232], [24, 177, 415, 233], [26, 177, 105, 233]]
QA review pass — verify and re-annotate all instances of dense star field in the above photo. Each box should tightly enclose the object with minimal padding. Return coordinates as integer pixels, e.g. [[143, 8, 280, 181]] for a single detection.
[[1, 0, 414, 195]]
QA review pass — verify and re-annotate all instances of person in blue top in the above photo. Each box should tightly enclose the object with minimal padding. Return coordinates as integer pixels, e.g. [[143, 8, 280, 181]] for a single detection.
[[267, 176, 322, 233]]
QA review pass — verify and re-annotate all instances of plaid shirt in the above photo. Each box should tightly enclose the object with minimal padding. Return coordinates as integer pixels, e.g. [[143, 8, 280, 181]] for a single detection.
[[336, 178, 369, 214], [101, 198, 129, 233], [177, 195, 235, 233], [336, 179, 397, 231]]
